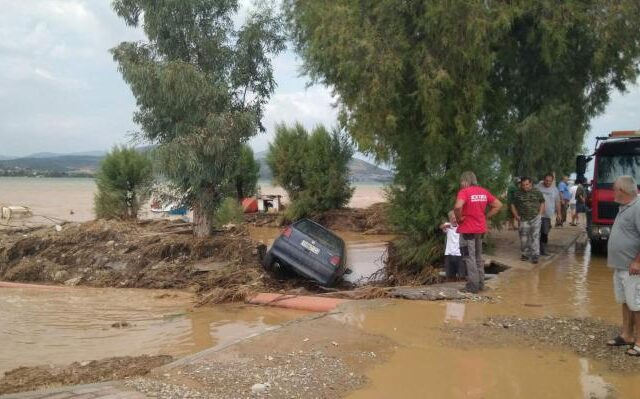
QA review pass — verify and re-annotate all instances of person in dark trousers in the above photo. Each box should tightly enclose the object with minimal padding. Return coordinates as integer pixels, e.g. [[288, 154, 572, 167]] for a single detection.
[[536, 173, 562, 256], [511, 177, 545, 264], [605, 176, 640, 357], [454, 171, 502, 293], [440, 210, 465, 280]]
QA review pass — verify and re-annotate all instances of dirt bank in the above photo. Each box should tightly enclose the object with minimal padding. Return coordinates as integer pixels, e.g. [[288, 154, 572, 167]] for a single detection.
[[0, 355, 173, 395], [245, 203, 392, 234], [0, 218, 398, 304], [0, 219, 281, 303], [446, 316, 640, 372]]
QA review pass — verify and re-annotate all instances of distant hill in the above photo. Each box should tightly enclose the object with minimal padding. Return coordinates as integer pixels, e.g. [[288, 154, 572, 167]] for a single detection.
[[0, 155, 102, 175], [0, 149, 394, 182]]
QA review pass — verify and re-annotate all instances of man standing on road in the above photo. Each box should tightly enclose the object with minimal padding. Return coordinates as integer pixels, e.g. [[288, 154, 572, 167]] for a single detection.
[[511, 177, 545, 264], [454, 171, 503, 293], [606, 176, 640, 357], [536, 173, 562, 256], [558, 175, 571, 225]]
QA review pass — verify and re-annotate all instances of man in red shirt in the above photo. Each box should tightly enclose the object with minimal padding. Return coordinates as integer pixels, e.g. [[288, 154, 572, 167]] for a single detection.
[[454, 171, 503, 293]]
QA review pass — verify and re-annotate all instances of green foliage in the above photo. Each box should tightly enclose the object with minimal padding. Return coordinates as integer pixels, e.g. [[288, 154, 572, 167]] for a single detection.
[[214, 197, 245, 227], [111, 0, 285, 236], [286, 0, 640, 267], [233, 144, 260, 200], [266, 122, 309, 201], [94, 146, 153, 219], [267, 123, 354, 220]]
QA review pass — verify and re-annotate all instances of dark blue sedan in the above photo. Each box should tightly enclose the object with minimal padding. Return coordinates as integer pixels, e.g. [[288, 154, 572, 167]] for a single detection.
[[262, 219, 347, 286]]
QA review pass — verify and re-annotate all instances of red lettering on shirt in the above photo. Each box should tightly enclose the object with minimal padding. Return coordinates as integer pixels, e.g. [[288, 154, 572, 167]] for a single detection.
[[456, 186, 496, 234]]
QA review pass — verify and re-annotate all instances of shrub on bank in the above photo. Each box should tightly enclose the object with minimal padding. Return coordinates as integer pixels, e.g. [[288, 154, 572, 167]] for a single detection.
[[94, 146, 153, 220], [267, 123, 354, 220]]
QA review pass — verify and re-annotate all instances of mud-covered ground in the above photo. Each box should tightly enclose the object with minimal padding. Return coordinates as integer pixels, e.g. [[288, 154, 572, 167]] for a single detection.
[[245, 203, 392, 235], [0, 219, 280, 304], [445, 316, 640, 372], [0, 204, 395, 305], [0, 355, 173, 395]]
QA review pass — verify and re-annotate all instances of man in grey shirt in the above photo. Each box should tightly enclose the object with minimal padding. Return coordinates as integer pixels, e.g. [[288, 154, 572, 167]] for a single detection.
[[606, 175, 640, 357], [536, 173, 562, 256]]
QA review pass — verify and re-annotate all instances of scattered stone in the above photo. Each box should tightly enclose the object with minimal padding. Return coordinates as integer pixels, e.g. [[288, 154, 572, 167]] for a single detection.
[[64, 276, 82, 286], [251, 383, 269, 394]]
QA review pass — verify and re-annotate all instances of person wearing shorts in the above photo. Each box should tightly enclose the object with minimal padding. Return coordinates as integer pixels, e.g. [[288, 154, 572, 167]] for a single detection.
[[606, 175, 640, 357]]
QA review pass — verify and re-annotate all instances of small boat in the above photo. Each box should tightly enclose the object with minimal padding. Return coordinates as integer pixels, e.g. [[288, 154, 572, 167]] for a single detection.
[[150, 199, 187, 215]]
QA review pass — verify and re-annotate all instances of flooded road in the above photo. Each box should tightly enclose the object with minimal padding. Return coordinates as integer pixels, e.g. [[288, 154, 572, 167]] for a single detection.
[[0, 286, 306, 374], [343, 246, 640, 398], [249, 226, 393, 283]]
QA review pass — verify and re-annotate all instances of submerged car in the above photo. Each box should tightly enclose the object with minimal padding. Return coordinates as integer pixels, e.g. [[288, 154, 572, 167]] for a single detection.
[[262, 218, 347, 286]]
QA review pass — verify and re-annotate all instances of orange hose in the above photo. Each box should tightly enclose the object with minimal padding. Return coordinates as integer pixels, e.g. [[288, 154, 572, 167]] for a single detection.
[[247, 293, 348, 312]]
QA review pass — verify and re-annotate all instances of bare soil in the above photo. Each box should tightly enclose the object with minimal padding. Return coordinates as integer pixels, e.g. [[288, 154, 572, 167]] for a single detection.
[[0, 219, 284, 303], [245, 203, 392, 234], [0, 355, 173, 395], [0, 217, 399, 304]]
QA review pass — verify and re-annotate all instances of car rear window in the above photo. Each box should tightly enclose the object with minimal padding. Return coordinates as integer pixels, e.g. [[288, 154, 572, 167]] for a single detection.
[[294, 220, 343, 251]]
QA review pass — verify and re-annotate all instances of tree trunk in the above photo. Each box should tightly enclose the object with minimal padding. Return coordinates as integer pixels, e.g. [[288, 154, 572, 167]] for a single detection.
[[192, 200, 213, 237]]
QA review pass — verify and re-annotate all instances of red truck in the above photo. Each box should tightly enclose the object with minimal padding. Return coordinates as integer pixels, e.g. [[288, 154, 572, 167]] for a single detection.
[[577, 130, 640, 252]]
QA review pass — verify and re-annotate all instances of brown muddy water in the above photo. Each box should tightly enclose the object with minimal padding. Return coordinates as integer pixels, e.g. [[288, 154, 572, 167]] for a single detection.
[[342, 247, 640, 399], [0, 287, 307, 375]]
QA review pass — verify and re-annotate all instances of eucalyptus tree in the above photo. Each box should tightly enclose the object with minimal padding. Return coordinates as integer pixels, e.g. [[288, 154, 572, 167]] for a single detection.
[[286, 0, 640, 266], [111, 0, 285, 236]]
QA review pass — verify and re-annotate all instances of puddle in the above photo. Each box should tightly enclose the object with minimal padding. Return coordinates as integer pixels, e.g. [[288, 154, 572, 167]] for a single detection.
[[339, 244, 640, 398], [0, 286, 307, 374], [248, 226, 393, 283]]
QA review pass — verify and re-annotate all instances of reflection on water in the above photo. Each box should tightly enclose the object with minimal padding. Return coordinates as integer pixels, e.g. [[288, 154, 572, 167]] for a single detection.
[[0, 287, 305, 374], [488, 245, 616, 322]]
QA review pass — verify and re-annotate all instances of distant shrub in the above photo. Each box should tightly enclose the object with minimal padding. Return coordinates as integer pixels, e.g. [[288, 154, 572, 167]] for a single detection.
[[94, 146, 153, 219], [267, 123, 354, 220], [232, 144, 260, 200], [214, 197, 245, 227]]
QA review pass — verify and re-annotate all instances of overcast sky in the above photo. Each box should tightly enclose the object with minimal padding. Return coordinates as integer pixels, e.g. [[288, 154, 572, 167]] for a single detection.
[[0, 0, 637, 158]]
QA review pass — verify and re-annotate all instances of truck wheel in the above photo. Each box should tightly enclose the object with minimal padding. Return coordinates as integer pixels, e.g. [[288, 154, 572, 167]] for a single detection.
[[590, 240, 607, 255]]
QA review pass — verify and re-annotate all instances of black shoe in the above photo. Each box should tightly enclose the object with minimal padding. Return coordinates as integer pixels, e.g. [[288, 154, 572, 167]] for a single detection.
[[531, 257, 539, 264], [520, 255, 528, 261], [540, 251, 549, 256]]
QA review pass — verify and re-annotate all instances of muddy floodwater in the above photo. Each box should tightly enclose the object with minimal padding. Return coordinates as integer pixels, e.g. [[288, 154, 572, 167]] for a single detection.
[[343, 246, 640, 398], [0, 287, 307, 375], [249, 226, 394, 283]]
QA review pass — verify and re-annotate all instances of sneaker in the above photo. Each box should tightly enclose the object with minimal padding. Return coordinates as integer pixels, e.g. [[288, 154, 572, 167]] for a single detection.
[[531, 257, 539, 264], [520, 255, 528, 261]]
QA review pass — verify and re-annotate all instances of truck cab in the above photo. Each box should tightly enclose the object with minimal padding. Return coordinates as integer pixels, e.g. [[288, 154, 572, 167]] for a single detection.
[[578, 130, 640, 251]]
